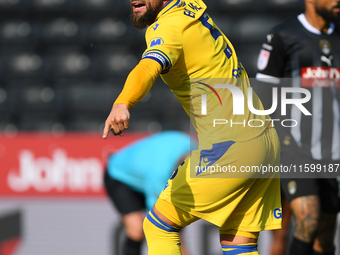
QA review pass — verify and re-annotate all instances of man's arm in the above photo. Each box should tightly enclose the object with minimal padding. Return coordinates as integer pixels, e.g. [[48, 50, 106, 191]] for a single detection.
[[102, 58, 162, 138], [254, 29, 286, 114]]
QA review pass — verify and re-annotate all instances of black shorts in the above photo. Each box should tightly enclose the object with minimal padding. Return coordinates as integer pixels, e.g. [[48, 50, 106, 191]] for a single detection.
[[281, 178, 340, 213], [279, 137, 340, 213], [103, 170, 145, 215]]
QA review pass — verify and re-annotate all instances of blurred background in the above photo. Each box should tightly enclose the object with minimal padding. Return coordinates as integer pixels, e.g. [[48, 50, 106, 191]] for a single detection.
[[2, 1, 339, 255]]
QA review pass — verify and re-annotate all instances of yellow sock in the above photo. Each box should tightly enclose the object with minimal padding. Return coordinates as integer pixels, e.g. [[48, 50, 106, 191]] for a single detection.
[[143, 209, 182, 255], [222, 243, 259, 255]]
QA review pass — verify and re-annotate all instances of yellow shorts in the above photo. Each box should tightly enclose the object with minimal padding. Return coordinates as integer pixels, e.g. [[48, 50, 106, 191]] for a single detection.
[[156, 127, 282, 233]]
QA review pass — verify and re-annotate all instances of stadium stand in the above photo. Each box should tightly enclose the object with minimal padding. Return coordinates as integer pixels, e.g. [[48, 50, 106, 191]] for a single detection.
[[0, 0, 304, 132]]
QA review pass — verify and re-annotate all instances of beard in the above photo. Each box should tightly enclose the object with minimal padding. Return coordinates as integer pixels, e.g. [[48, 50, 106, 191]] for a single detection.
[[131, 1, 163, 29], [315, 4, 340, 24]]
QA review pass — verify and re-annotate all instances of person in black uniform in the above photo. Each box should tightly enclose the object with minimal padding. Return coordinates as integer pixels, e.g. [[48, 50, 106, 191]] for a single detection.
[[255, 0, 340, 254]]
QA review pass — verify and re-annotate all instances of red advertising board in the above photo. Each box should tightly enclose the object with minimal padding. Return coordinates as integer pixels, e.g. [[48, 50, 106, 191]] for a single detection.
[[0, 132, 147, 197]]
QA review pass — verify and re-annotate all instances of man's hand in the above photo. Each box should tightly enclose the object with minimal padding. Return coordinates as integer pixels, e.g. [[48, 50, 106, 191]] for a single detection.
[[102, 104, 130, 138]]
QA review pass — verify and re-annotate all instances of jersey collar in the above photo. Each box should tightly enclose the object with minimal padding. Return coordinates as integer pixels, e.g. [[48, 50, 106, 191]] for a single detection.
[[156, 0, 185, 21], [298, 13, 335, 35]]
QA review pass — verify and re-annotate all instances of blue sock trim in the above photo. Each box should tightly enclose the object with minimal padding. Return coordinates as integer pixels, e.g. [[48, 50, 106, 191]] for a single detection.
[[150, 209, 177, 230], [222, 244, 257, 255], [146, 210, 179, 233], [222, 245, 257, 249]]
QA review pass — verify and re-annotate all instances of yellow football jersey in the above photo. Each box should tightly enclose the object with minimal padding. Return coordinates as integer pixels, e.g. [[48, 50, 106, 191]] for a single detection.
[[139, 0, 282, 234], [142, 0, 269, 148]]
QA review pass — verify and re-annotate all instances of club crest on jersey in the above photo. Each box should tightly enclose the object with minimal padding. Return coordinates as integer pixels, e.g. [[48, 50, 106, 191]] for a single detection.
[[266, 34, 274, 44], [149, 37, 164, 47], [320, 39, 331, 55], [287, 180, 297, 195], [257, 49, 270, 71]]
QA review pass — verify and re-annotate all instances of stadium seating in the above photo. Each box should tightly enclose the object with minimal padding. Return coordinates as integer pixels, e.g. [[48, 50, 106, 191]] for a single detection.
[[0, 0, 304, 132]]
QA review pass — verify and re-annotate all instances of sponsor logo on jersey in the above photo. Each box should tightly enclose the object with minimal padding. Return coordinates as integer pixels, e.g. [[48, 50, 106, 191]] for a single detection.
[[257, 49, 270, 71], [149, 37, 164, 47], [301, 67, 340, 87], [273, 208, 282, 219], [319, 39, 331, 55], [257, 49, 270, 70], [321, 55, 333, 67], [152, 23, 159, 31]]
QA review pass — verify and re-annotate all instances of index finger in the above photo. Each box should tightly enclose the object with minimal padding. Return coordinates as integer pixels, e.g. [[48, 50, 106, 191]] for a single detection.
[[102, 123, 111, 139]]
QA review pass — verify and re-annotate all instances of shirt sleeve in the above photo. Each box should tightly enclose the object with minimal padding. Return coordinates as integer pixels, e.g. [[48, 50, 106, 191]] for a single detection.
[[256, 29, 286, 83], [254, 29, 286, 113], [114, 58, 162, 109], [142, 21, 183, 74]]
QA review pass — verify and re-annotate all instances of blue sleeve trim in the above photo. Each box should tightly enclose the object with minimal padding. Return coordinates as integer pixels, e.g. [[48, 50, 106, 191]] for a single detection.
[[150, 49, 171, 67], [143, 56, 165, 69], [142, 50, 172, 73]]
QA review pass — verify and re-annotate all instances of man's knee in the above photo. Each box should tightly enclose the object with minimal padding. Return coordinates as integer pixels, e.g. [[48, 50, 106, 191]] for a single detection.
[[123, 211, 144, 241], [143, 209, 182, 255]]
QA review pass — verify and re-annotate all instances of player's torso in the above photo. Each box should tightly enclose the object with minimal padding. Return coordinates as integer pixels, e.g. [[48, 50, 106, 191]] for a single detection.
[[277, 18, 340, 78], [276, 18, 340, 161], [145, 1, 242, 108], [145, 1, 268, 147], [163, 13, 238, 85]]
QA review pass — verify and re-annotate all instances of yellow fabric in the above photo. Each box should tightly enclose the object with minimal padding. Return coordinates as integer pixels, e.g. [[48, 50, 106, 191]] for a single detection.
[[155, 199, 199, 228], [219, 230, 259, 239], [157, 128, 282, 231], [142, 0, 269, 148], [222, 244, 259, 255], [114, 58, 162, 109], [155, 198, 260, 239], [222, 251, 258, 255], [119, 0, 282, 241], [143, 214, 182, 255]]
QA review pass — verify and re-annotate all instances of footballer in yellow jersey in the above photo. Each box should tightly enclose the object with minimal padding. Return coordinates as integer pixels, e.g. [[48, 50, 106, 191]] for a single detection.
[[102, 0, 282, 254], [141, 0, 269, 148]]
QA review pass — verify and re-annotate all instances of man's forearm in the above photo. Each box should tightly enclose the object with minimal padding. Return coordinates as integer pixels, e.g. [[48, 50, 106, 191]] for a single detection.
[[114, 58, 162, 109]]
